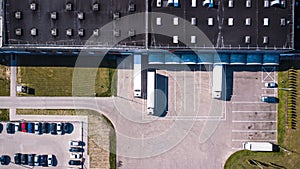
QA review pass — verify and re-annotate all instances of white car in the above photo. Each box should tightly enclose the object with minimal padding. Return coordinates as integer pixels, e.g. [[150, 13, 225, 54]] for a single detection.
[[70, 153, 82, 159], [34, 155, 39, 166], [57, 123, 63, 135], [264, 82, 277, 88], [14, 123, 20, 132], [47, 155, 53, 166], [69, 141, 83, 146], [34, 122, 41, 134]]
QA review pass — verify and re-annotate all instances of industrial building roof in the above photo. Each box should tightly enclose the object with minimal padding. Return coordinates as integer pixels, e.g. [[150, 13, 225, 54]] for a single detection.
[[2, 0, 295, 50]]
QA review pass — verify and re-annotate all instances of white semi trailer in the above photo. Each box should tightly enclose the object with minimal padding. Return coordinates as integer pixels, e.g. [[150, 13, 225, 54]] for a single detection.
[[212, 64, 224, 99], [147, 70, 156, 115], [133, 54, 142, 97], [243, 142, 274, 152]]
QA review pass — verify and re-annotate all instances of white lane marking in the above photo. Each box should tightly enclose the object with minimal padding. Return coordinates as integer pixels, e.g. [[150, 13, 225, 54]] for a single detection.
[[232, 130, 277, 133], [232, 120, 277, 123], [232, 110, 277, 113], [232, 101, 264, 104], [232, 139, 277, 142]]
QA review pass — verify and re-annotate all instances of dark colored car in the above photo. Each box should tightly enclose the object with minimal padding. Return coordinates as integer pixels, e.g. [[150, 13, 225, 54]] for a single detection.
[[63, 123, 72, 134], [6, 123, 14, 134], [20, 154, 28, 165], [14, 153, 21, 164], [42, 122, 50, 134], [27, 123, 34, 133], [28, 154, 35, 166], [69, 147, 84, 153], [69, 160, 82, 165], [21, 122, 27, 132], [50, 123, 57, 135], [261, 96, 279, 103], [40, 155, 47, 167], [0, 155, 10, 165]]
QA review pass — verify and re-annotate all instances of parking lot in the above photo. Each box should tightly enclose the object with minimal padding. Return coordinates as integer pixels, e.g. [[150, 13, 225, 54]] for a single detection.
[[229, 66, 278, 149], [0, 121, 85, 169]]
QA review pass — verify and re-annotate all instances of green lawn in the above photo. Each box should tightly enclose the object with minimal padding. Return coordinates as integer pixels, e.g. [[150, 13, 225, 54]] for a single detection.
[[17, 57, 117, 97], [0, 64, 10, 96], [17, 109, 116, 169], [225, 61, 300, 169], [0, 109, 9, 121]]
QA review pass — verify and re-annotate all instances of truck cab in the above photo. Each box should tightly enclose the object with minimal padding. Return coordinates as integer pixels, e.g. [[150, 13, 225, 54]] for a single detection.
[[134, 89, 142, 97]]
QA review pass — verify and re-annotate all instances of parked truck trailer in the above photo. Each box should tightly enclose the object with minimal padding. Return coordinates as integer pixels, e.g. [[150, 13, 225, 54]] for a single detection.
[[147, 70, 156, 115], [133, 54, 142, 97], [243, 142, 274, 152], [212, 64, 224, 99]]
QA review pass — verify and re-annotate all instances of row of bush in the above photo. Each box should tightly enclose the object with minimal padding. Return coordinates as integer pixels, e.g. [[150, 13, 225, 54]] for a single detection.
[[287, 68, 297, 129]]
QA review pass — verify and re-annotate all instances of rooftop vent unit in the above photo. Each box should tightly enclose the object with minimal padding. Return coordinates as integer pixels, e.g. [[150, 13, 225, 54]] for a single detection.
[[113, 12, 120, 20], [92, 3, 100, 11], [78, 12, 84, 20], [128, 3, 135, 12], [51, 28, 58, 36], [66, 28, 73, 36], [15, 11, 22, 19], [30, 28, 37, 36], [114, 29, 120, 37], [50, 12, 57, 20], [263, 36, 269, 44], [128, 29, 135, 37], [203, 0, 214, 8], [15, 28, 22, 36], [78, 29, 84, 37], [93, 29, 100, 36], [65, 3, 73, 11], [30, 2, 37, 11], [245, 36, 251, 44]]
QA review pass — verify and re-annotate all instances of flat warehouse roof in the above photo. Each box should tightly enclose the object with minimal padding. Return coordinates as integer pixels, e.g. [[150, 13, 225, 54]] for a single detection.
[[149, 0, 294, 50], [2, 0, 295, 50], [4, 0, 146, 47]]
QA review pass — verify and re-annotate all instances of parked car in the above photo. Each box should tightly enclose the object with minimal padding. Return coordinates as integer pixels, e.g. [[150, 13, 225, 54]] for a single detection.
[[50, 123, 57, 135], [42, 122, 50, 134], [261, 96, 279, 103], [69, 160, 82, 165], [20, 154, 28, 165], [27, 123, 34, 133], [40, 155, 47, 167], [69, 141, 84, 146], [69, 147, 84, 153], [70, 153, 82, 159], [63, 122, 72, 133], [47, 154, 53, 166], [21, 122, 27, 132], [14, 153, 21, 164], [34, 155, 40, 166], [264, 82, 277, 88], [28, 154, 35, 166], [6, 123, 14, 134], [34, 122, 41, 134], [57, 122, 63, 135], [14, 122, 20, 132], [0, 155, 10, 165]]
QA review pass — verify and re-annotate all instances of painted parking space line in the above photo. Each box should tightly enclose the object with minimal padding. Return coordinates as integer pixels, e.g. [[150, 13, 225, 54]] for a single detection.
[[232, 139, 277, 142], [232, 130, 277, 133], [232, 120, 277, 123], [232, 101, 264, 104], [232, 110, 277, 113]]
